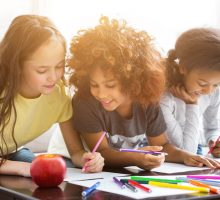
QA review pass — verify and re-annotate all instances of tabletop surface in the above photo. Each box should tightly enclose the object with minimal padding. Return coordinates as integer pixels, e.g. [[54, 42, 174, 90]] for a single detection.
[[1, 167, 220, 200]]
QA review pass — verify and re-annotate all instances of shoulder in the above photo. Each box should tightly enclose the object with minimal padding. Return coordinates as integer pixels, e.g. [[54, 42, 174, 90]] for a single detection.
[[160, 91, 176, 107], [41, 82, 72, 112], [72, 93, 101, 112], [210, 86, 220, 99], [161, 91, 174, 102], [144, 103, 163, 117], [208, 86, 220, 105]]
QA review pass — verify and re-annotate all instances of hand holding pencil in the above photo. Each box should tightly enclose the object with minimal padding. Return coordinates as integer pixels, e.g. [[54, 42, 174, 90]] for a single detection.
[[81, 152, 104, 173], [120, 146, 166, 170], [82, 131, 106, 173], [208, 136, 220, 158]]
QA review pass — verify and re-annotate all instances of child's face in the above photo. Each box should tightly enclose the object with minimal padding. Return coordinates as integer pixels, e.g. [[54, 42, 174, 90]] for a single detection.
[[90, 66, 131, 115], [20, 37, 65, 98], [182, 68, 220, 96]]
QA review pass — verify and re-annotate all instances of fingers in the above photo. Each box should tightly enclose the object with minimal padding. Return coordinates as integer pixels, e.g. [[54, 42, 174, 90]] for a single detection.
[[83, 152, 104, 173], [185, 157, 203, 167], [82, 152, 93, 161], [142, 154, 165, 169], [170, 84, 184, 98], [205, 157, 220, 168], [211, 148, 220, 158], [215, 140, 220, 148], [140, 146, 163, 152], [199, 157, 217, 168], [170, 85, 197, 103], [188, 155, 216, 169], [209, 139, 215, 148]]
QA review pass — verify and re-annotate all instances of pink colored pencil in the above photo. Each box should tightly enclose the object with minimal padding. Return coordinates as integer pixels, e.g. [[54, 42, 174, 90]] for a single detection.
[[92, 131, 106, 153], [187, 175, 220, 180], [82, 131, 106, 172]]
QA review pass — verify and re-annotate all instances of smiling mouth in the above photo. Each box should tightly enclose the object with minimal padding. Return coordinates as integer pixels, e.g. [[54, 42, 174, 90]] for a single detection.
[[100, 100, 113, 105], [44, 84, 55, 88], [194, 91, 203, 96]]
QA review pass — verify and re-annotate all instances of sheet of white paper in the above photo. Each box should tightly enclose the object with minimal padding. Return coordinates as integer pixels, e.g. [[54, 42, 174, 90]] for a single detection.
[[70, 175, 201, 199], [124, 162, 210, 174], [152, 162, 210, 173], [64, 168, 130, 182]]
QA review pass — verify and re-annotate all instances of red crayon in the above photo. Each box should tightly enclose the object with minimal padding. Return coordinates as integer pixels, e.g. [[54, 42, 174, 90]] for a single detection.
[[128, 180, 152, 193]]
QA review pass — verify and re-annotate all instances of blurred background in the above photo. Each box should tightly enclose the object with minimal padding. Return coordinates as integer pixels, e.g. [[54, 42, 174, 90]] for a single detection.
[[0, 0, 219, 54]]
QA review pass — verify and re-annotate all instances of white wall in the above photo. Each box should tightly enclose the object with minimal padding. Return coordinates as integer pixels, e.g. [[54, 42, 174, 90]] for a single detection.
[[0, 0, 219, 53], [0, 0, 33, 39]]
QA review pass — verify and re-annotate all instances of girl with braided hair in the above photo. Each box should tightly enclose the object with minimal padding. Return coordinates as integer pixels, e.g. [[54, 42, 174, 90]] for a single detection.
[[161, 28, 220, 158]]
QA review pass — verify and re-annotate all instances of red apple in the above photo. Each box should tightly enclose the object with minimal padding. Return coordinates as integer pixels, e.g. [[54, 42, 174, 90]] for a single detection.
[[30, 154, 66, 188]]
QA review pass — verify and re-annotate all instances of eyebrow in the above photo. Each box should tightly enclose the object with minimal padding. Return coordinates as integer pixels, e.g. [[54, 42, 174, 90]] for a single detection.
[[90, 79, 116, 84], [198, 79, 209, 83], [36, 59, 65, 69], [198, 79, 220, 85]]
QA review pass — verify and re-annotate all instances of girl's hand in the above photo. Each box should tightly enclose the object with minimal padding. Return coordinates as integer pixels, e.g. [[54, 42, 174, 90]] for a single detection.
[[183, 153, 220, 168], [208, 140, 220, 158], [82, 152, 104, 173], [137, 154, 165, 170], [170, 84, 198, 104], [136, 146, 165, 170]]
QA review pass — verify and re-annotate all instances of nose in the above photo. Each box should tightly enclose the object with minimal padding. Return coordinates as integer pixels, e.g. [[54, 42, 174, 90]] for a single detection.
[[47, 70, 58, 82], [96, 86, 107, 99]]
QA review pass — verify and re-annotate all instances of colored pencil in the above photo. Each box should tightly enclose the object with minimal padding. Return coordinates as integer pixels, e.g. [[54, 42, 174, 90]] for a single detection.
[[176, 177, 220, 187], [131, 176, 183, 184], [81, 181, 100, 197], [82, 131, 106, 172], [128, 179, 152, 192], [189, 179, 220, 194], [119, 148, 168, 155], [148, 181, 209, 193], [187, 175, 220, 180]]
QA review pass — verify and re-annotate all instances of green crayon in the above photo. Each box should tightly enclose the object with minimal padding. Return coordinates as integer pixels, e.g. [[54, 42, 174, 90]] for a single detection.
[[131, 176, 183, 184]]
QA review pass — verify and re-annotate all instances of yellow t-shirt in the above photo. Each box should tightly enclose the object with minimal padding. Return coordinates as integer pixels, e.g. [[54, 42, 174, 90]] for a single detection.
[[2, 84, 72, 155]]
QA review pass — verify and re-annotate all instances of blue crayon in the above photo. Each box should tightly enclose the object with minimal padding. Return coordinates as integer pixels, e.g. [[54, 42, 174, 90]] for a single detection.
[[82, 181, 100, 197]]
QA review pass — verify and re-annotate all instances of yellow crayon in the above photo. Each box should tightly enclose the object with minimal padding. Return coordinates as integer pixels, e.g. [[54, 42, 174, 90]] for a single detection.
[[148, 181, 210, 193]]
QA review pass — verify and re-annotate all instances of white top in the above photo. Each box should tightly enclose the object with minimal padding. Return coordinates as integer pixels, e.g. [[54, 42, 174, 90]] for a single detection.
[[47, 124, 89, 158], [47, 124, 70, 158], [160, 87, 220, 154]]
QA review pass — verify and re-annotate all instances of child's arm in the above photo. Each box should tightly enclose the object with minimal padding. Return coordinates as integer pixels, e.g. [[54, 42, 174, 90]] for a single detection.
[[81, 131, 165, 170], [148, 132, 220, 168], [203, 88, 220, 157], [59, 119, 104, 172], [160, 92, 200, 154], [0, 160, 31, 176]]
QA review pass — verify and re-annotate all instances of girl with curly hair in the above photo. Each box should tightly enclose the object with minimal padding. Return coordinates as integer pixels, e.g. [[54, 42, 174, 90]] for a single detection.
[[49, 17, 220, 170], [160, 28, 220, 158], [0, 15, 104, 176]]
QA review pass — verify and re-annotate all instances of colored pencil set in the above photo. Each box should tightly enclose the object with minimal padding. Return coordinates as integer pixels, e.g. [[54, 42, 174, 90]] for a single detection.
[[113, 175, 220, 194]]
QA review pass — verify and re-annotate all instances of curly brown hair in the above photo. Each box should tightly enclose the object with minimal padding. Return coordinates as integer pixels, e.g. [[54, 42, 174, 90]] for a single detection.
[[68, 16, 165, 106]]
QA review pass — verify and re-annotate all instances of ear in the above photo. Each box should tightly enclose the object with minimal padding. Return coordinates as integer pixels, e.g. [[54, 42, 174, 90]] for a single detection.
[[178, 64, 187, 75]]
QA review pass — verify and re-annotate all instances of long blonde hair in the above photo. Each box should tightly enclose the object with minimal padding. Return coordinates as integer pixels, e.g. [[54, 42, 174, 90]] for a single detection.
[[0, 15, 66, 165]]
